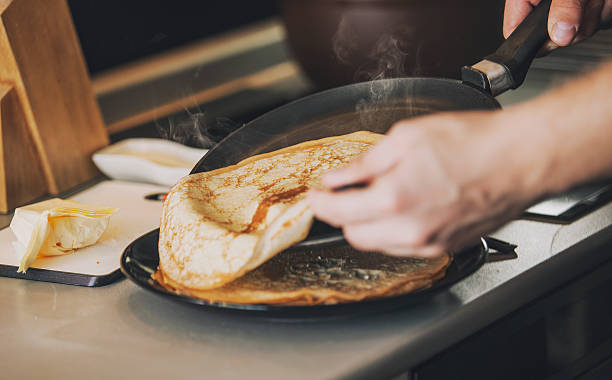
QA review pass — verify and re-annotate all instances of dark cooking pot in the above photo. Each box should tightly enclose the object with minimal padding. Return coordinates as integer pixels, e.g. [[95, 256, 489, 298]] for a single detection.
[[279, 0, 505, 88]]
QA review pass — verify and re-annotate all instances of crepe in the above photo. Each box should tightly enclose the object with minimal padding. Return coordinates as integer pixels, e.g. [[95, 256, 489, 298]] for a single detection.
[[158, 131, 383, 291], [154, 246, 450, 305]]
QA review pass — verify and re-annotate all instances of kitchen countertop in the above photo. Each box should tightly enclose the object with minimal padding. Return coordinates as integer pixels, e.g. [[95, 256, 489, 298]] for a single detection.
[[1, 198, 611, 379], [2, 26, 612, 380]]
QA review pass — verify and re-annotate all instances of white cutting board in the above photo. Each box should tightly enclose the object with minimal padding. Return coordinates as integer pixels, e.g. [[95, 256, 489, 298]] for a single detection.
[[0, 180, 168, 285]]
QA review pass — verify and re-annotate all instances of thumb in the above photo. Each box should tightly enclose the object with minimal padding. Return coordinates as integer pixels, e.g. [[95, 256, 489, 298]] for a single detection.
[[548, 0, 588, 45]]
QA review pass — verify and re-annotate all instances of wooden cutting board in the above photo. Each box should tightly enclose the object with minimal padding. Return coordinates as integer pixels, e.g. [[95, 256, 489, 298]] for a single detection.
[[0, 181, 167, 286]]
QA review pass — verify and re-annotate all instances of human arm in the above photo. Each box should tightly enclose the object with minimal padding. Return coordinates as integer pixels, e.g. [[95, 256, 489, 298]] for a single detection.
[[307, 61, 612, 257]]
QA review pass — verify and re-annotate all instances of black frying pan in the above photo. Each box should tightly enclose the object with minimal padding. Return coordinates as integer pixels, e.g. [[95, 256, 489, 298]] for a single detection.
[[191, 0, 553, 247]]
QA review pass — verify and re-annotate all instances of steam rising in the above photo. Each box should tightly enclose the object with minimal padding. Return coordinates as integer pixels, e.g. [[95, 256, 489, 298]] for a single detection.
[[332, 16, 419, 126], [332, 16, 360, 65], [355, 33, 409, 83], [156, 107, 240, 149]]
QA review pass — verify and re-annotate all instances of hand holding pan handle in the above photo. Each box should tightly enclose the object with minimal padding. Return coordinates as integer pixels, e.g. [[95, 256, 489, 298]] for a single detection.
[[462, 0, 552, 96]]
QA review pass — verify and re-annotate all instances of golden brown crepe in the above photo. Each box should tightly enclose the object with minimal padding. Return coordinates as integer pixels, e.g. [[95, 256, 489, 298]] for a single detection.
[[154, 246, 450, 305], [157, 131, 451, 305], [158, 131, 383, 291]]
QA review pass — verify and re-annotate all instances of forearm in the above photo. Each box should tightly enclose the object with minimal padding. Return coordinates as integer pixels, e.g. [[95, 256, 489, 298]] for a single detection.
[[501, 60, 612, 200]]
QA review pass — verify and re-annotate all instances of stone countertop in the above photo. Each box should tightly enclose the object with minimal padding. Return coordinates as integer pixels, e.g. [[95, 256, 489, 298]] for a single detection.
[[1, 190, 611, 379]]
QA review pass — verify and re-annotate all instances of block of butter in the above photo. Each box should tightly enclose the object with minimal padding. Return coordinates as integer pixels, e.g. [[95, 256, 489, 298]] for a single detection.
[[10, 198, 118, 273]]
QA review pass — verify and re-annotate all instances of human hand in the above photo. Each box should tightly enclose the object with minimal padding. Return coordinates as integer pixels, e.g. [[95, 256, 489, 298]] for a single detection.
[[504, 0, 612, 53], [307, 111, 544, 258]]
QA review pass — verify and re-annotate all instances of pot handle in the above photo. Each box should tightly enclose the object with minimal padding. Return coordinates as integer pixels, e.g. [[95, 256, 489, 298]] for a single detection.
[[461, 0, 552, 96]]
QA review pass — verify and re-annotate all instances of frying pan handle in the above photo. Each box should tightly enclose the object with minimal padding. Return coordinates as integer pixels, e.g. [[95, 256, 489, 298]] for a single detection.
[[461, 0, 552, 96]]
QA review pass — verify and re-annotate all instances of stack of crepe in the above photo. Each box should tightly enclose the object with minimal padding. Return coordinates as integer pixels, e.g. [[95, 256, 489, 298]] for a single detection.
[[155, 131, 450, 305]]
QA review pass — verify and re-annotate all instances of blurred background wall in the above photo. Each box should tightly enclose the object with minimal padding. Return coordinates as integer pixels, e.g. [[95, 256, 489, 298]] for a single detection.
[[68, 0, 279, 75]]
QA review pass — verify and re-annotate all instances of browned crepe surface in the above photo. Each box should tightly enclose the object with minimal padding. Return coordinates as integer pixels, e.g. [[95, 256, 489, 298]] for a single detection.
[[156, 132, 451, 305], [153, 245, 451, 305], [158, 132, 383, 290]]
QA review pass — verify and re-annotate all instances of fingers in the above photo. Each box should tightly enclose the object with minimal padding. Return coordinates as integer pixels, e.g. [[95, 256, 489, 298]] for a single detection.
[[341, 217, 447, 258], [504, 0, 558, 55], [321, 134, 401, 190], [505, 0, 602, 55], [342, 217, 425, 252], [307, 178, 397, 226], [504, 0, 542, 38], [383, 245, 447, 258], [548, 0, 588, 45], [311, 123, 424, 225]]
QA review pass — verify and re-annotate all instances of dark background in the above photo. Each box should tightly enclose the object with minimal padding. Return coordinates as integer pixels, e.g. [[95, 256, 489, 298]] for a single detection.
[[67, 0, 279, 75]]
